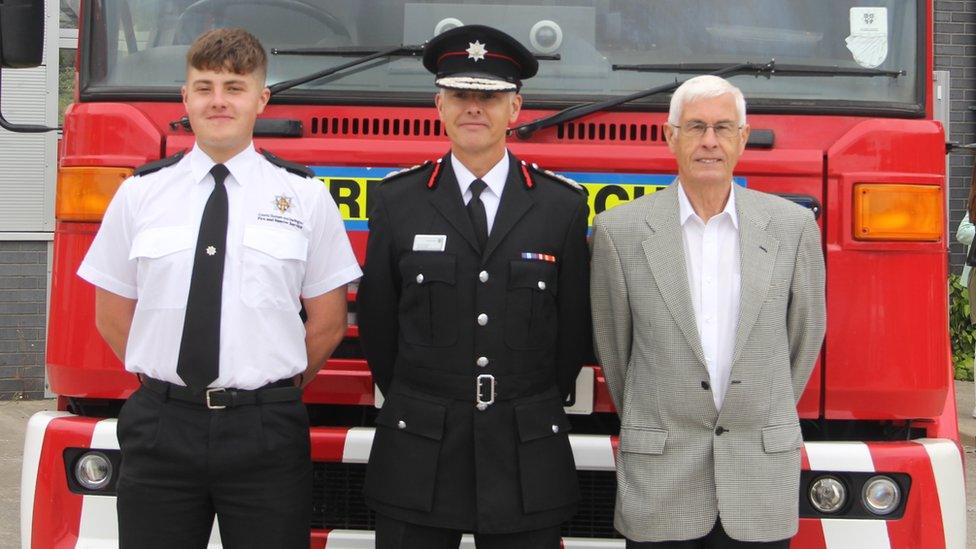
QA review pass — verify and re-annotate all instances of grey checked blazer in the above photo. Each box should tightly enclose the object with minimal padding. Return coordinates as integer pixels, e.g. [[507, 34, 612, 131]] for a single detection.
[[590, 183, 825, 543]]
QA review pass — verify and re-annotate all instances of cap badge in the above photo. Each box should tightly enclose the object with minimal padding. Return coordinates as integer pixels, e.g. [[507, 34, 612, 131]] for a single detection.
[[466, 41, 488, 61], [206, 246, 217, 256], [273, 195, 293, 213]]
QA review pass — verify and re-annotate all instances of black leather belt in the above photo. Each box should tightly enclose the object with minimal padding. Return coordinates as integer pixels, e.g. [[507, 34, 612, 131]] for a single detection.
[[140, 376, 301, 409], [397, 366, 555, 409]]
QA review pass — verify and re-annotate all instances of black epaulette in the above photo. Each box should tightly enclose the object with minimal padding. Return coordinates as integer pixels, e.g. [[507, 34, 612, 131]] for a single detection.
[[381, 160, 435, 186], [133, 150, 186, 177], [524, 161, 584, 194], [260, 149, 315, 178]]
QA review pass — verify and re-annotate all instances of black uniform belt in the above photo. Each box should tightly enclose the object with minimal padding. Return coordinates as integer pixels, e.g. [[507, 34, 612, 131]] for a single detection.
[[140, 376, 301, 409], [397, 366, 555, 409]]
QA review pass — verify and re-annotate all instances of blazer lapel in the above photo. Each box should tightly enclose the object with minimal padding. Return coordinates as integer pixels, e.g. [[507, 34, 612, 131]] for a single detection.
[[731, 187, 779, 366], [483, 152, 533, 260], [429, 153, 481, 253], [641, 185, 706, 367]]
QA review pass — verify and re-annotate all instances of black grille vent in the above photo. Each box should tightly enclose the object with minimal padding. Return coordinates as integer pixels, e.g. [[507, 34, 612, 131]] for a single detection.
[[310, 462, 621, 538], [557, 122, 664, 143], [310, 116, 445, 137]]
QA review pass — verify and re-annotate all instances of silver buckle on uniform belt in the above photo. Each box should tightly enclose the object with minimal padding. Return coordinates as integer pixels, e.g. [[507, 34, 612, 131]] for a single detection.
[[205, 388, 227, 410], [476, 374, 495, 411]]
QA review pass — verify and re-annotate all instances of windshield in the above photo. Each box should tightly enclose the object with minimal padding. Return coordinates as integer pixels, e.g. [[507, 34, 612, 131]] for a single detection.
[[80, 0, 921, 110]]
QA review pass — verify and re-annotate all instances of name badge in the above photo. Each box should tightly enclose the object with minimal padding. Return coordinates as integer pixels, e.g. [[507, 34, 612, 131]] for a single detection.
[[413, 234, 447, 252]]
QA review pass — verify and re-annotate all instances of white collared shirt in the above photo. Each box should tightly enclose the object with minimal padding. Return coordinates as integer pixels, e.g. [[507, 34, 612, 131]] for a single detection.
[[78, 143, 362, 389], [452, 152, 509, 233], [677, 182, 741, 411]]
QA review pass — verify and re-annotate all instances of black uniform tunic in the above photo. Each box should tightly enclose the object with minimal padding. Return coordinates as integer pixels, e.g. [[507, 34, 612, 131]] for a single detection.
[[358, 151, 591, 534]]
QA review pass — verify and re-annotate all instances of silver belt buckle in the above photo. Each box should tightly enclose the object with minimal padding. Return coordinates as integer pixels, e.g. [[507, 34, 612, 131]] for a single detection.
[[476, 374, 495, 411], [205, 388, 227, 410]]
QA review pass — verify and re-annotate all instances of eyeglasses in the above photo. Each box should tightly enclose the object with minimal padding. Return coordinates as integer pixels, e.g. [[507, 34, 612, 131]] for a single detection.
[[671, 121, 742, 140]]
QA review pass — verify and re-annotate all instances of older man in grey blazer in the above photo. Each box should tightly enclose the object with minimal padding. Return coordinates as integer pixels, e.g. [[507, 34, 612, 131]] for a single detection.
[[590, 75, 825, 548]]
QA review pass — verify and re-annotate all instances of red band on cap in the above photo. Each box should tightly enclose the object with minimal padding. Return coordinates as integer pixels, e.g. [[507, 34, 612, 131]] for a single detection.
[[436, 51, 522, 70]]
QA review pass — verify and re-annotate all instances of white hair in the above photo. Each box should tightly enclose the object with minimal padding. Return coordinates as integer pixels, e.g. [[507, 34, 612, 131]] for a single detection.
[[668, 75, 747, 126]]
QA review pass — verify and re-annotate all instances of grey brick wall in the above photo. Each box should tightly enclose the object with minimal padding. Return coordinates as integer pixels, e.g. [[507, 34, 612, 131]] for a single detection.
[[937, 0, 976, 271], [0, 241, 48, 400]]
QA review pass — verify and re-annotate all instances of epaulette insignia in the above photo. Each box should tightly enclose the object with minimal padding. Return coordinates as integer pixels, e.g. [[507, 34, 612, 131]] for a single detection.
[[260, 149, 315, 178], [528, 162, 584, 193], [381, 160, 434, 185], [133, 150, 186, 177], [384, 160, 431, 181]]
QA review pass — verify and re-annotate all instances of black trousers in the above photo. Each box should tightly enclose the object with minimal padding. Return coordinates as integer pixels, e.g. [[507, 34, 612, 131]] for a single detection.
[[375, 513, 562, 549], [625, 519, 791, 549], [116, 385, 312, 549]]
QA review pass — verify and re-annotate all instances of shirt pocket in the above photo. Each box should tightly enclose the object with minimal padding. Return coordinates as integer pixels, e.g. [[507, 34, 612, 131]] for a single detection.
[[128, 226, 196, 309], [396, 252, 458, 347], [240, 225, 308, 311], [504, 260, 558, 350]]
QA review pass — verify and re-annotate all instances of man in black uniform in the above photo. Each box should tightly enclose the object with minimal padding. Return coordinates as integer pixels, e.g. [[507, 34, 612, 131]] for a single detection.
[[358, 24, 590, 549]]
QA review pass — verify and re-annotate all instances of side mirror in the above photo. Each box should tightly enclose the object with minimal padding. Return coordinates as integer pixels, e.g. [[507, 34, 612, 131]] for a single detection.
[[0, 0, 56, 132], [0, 0, 45, 68]]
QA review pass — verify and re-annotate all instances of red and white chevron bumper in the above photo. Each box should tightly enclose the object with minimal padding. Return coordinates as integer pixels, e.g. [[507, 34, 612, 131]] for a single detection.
[[22, 413, 965, 548]]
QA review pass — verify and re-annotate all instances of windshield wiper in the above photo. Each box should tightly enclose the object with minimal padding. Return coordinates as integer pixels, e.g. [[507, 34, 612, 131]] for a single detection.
[[513, 59, 904, 139], [613, 61, 904, 79], [514, 60, 775, 139], [268, 45, 424, 95], [269, 46, 560, 96]]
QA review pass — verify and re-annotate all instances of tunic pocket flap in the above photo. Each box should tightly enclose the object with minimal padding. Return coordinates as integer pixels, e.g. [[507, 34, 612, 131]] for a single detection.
[[129, 226, 195, 259], [242, 225, 308, 261], [762, 423, 803, 453], [514, 397, 572, 442], [375, 393, 447, 441], [508, 260, 557, 293], [619, 427, 668, 455], [399, 253, 456, 286]]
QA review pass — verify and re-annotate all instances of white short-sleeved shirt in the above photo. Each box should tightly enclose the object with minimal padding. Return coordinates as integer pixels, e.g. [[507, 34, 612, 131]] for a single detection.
[[78, 143, 362, 389]]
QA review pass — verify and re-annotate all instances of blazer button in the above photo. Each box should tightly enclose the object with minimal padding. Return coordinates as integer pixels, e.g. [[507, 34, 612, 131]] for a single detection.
[[477, 313, 488, 326], [476, 356, 489, 367], [479, 270, 489, 283], [537, 281, 546, 290], [397, 420, 407, 429], [551, 424, 559, 434], [701, 381, 710, 390], [415, 274, 424, 284], [715, 426, 726, 436]]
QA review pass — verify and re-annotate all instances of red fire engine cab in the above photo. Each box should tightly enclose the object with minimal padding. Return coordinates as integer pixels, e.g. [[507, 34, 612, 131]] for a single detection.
[[0, 0, 964, 547]]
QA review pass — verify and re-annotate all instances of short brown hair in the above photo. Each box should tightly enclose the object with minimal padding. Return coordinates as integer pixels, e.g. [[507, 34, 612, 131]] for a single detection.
[[187, 28, 267, 79]]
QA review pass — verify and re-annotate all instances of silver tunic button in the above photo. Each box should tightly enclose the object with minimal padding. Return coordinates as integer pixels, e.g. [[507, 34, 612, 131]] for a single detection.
[[477, 313, 488, 326], [416, 274, 424, 284], [551, 424, 559, 434], [397, 420, 406, 429], [537, 281, 546, 291], [476, 356, 489, 367], [479, 270, 489, 283]]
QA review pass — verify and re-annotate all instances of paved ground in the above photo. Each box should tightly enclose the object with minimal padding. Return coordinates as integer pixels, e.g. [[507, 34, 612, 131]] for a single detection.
[[0, 398, 54, 549], [2, 388, 975, 548]]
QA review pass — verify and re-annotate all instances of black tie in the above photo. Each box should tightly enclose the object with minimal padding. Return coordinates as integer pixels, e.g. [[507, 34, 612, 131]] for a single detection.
[[467, 179, 489, 251], [177, 164, 230, 392]]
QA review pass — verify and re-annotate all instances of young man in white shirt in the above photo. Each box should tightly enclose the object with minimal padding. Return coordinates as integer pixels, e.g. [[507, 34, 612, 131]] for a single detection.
[[78, 28, 361, 548]]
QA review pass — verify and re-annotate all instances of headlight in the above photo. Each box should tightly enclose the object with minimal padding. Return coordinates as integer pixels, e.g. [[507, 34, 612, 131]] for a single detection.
[[862, 476, 901, 515], [74, 451, 113, 490], [809, 475, 846, 513]]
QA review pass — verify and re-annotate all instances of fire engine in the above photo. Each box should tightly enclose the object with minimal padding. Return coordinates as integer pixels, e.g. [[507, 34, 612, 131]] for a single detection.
[[0, 0, 964, 547]]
